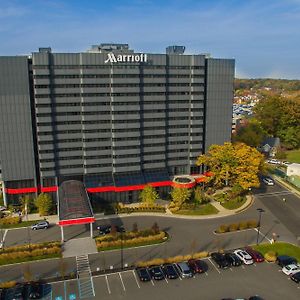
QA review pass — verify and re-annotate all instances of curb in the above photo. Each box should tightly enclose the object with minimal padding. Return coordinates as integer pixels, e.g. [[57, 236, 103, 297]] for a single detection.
[[212, 227, 257, 236]]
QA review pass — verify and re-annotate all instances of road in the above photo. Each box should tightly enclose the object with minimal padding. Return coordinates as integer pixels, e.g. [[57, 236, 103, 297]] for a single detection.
[[0, 180, 299, 282]]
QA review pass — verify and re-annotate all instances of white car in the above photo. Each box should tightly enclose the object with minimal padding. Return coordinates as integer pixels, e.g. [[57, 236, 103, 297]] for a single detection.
[[262, 177, 274, 186], [267, 159, 280, 165], [234, 249, 254, 265], [282, 264, 300, 276]]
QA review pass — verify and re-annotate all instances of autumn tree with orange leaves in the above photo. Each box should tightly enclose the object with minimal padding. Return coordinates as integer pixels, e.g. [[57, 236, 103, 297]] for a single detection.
[[196, 142, 265, 190]]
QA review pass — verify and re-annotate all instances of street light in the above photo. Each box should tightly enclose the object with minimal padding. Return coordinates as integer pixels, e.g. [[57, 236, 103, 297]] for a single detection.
[[120, 231, 124, 270], [256, 208, 265, 245]]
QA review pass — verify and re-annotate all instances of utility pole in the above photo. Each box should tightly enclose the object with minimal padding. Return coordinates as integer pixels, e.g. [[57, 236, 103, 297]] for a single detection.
[[256, 208, 265, 245]]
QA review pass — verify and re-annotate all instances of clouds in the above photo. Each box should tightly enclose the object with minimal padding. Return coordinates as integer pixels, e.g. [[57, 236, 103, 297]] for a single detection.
[[0, 0, 299, 78]]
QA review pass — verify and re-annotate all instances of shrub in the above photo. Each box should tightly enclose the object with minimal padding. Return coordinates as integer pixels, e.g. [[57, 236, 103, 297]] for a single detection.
[[0, 216, 21, 225], [217, 224, 229, 233], [264, 251, 277, 262], [229, 223, 239, 232], [0, 281, 17, 289], [238, 221, 248, 230], [192, 251, 209, 259], [247, 220, 259, 228]]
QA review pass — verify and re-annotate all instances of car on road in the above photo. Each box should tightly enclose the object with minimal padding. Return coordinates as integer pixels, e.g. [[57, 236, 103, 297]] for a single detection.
[[187, 259, 206, 273], [136, 267, 151, 282], [149, 266, 165, 280], [97, 224, 125, 235], [31, 221, 49, 230], [224, 253, 242, 267], [244, 247, 264, 263], [282, 264, 300, 276], [234, 249, 254, 265], [290, 271, 300, 283], [162, 264, 179, 279], [267, 159, 280, 165], [175, 262, 193, 278], [211, 252, 230, 269], [276, 255, 297, 267], [262, 177, 274, 186]]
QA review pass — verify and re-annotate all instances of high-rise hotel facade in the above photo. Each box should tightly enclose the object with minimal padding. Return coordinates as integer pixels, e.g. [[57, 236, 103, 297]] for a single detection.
[[0, 44, 234, 205]]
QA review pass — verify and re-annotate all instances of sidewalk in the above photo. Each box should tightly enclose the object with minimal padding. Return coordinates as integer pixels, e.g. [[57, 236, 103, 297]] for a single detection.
[[22, 213, 59, 224]]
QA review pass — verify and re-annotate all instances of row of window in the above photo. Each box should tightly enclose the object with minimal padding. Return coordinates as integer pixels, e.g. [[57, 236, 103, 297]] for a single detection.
[[36, 116, 204, 126], [34, 82, 204, 89], [36, 108, 203, 117], [33, 65, 205, 70], [35, 99, 204, 108], [33, 74, 204, 79], [35, 91, 204, 98], [38, 132, 202, 144], [37, 124, 203, 135]]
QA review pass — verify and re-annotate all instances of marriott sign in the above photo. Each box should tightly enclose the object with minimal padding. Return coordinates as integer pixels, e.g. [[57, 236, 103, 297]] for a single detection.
[[104, 53, 147, 64]]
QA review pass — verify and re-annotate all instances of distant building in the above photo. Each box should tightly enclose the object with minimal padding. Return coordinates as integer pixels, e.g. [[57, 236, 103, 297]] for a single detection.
[[260, 137, 281, 157], [287, 163, 300, 177]]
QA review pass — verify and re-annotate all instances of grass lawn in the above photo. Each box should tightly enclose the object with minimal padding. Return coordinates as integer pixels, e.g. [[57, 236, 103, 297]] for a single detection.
[[221, 196, 247, 210], [0, 253, 62, 266], [0, 220, 42, 229], [286, 149, 300, 163], [174, 203, 219, 215], [252, 242, 300, 262]]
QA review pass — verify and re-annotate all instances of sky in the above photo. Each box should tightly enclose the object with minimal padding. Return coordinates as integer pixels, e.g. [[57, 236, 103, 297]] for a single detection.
[[0, 0, 300, 79]]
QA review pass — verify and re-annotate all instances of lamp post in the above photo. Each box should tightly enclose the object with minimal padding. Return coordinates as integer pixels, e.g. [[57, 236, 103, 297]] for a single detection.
[[120, 231, 124, 270], [256, 208, 265, 245]]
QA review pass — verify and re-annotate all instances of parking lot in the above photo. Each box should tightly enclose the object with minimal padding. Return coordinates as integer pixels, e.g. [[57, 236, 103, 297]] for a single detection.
[[48, 258, 299, 300]]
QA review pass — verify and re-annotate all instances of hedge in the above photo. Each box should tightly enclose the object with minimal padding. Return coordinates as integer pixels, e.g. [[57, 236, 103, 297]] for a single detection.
[[0, 216, 21, 225], [96, 231, 166, 251], [216, 219, 258, 233], [136, 251, 209, 267], [116, 205, 166, 214], [0, 241, 62, 265]]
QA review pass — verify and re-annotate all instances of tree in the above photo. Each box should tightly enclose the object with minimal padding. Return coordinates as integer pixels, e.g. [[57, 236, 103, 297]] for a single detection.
[[35, 193, 53, 216], [151, 222, 160, 234], [196, 142, 265, 190], [170, 187, 192, 209], [234, 119, 265, 147], [139, 184, 159, 205], [20, 195, 36, 214]]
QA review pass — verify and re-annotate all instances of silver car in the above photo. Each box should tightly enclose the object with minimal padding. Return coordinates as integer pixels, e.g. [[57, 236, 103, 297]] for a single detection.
[[31, 220, 49, 230], [176, 262, 193, 278]]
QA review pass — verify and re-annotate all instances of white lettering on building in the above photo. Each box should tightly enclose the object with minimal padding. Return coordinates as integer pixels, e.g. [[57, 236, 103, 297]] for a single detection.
[[104, 53, 147, 64]]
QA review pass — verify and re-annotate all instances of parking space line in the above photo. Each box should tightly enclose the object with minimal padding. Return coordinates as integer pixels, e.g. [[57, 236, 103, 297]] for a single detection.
[[164, 276, 169, 284], [253, 263, 257, 267], [151, 279, 155, 286], [105, 275, 111, 294], [254, 228, 272, 243], [229, 268, 233, 271], [132, 270, 140, 289], [205, 272, 208, 276], [241, 265, 245, 269], [208, 258, 221, 274], [119, 272, 126, 291]]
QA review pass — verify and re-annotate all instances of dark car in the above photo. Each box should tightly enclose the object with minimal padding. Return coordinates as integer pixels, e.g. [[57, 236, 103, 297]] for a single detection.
[[136, 268, 151, 282], [187, 259, 206, 273], [276, 255, 297, 267], [291, 271, 300, 284], [6, 284, 25, 300], [31, 221, 49, 230], [245, 247, 264, 263], [25, 282, 43, 299], [224, 253, 242, 267], [97, 225, 112, 235], [249, 296, 264, 300], [211, 252, 229, 269], [149, 266, 165, 280], [0, 288, 7, 300], [162, 264, 178, 279]]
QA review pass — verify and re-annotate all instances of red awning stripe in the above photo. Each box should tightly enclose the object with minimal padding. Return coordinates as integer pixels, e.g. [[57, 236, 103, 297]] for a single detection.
[[41, 186, 58, 192], [58, 217, 95, 226], [6, 187, 38, 194]]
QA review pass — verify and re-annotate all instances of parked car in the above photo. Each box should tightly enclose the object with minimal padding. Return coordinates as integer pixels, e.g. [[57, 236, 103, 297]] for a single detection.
[[244, 247, 264, 263], [175, 262, 193, 278], [5, 284, 25, 300], [136, 267, 151, 282], [31, 221, 49, 230], [282, 264, 300, 276], [267, 159, 280, 165], [281, 161, 291, 167], [249, 296, 264, 300], [224, 253, 242, 267], [233, 249, 253, 265], [0, 288, 7, 300], [290, 271, 300, 283], [162, 264, 178, 279], [149, 266, 164, 280], [25, 282, 43, 299], [262, 177, 274, 186], [0, 206, 6, 212], [276, 255, 297, 267], [211, 252, 229, 269], [187, 259, 206, 273]]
